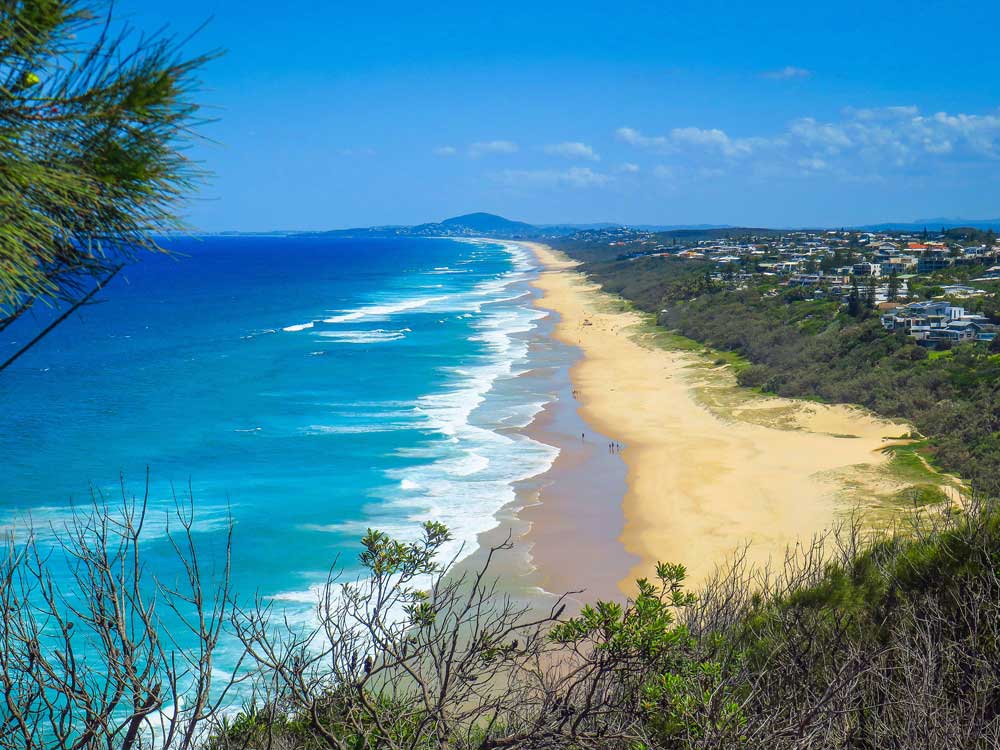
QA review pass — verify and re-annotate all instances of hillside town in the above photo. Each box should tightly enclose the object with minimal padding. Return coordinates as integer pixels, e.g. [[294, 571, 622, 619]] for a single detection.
[[572, 225, 1000, 348]]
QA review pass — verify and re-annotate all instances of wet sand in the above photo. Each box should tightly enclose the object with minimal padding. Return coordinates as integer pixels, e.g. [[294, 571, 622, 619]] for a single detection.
[[463, 289, 635, 607]]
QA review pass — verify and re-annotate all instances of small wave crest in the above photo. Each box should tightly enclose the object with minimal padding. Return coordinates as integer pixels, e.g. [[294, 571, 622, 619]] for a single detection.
[[323, 295, 449, 324], [315, 329, 408, 344]]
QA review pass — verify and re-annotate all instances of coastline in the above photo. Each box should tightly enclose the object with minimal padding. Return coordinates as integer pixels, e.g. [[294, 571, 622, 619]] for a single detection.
[[460, 273, 635, 607], [516, 241, 926, 592]]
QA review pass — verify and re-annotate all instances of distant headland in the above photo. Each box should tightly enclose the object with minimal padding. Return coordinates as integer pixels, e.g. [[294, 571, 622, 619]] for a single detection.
[[208, 212, 1000, 240]]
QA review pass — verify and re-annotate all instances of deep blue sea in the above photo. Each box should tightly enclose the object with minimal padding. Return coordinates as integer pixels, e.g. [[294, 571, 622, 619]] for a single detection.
[[0, 235, 564, 659]]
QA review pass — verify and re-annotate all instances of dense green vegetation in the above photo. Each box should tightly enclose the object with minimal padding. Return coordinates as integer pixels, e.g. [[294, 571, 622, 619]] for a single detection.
[[202, 499, 1000, 749], [6, 487, 1000, 748], [554, 241, 1000, 494]]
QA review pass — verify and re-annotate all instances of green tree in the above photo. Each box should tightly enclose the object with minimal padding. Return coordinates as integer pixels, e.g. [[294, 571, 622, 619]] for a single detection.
[[847, 276, 862, 317], [0, 0, 214, 372], [888, 270, 901, 302]]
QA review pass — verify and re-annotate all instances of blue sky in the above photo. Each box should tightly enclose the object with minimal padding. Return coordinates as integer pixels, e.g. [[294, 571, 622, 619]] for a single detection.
[[120, 0, 1000, 230]]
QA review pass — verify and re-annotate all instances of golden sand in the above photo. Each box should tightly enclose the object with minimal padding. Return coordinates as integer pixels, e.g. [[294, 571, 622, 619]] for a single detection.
[[521, 242, 918, 591]]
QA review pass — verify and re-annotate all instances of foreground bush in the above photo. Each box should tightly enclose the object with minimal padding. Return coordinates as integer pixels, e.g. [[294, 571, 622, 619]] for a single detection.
[[3, 482, 999, 748]]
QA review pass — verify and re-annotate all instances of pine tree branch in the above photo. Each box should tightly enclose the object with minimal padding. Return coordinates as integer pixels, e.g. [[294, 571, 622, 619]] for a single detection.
[[0, 263, 122, 374]]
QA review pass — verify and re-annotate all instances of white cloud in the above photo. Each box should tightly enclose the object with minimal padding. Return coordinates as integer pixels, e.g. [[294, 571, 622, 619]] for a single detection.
[[617, 125, 754, 157], [468, 140, 519, 157], [618, 162, 640, 173], [616, 126, 668, 149], [617, 106, 1000, 182], [671, 126, 752, 157], [788, 118, 852, 152], [543, 141, 600, 161], [433, 146, 458, 157], [762, 66, 812, 80], [494, 167, 612, 189]]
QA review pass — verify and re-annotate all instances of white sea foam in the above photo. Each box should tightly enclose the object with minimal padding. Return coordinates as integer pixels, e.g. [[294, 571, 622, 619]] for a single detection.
[[282, 239, 558, 604], [301, 423, 412, 435], [322, 295, 449, 324], [283, 321, 315, 332], [369, 249, 555, 567], [315, 329, 408, 344]]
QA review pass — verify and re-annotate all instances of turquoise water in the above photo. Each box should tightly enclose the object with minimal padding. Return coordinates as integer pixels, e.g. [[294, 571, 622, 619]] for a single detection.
[[0, 236, 565, 649]]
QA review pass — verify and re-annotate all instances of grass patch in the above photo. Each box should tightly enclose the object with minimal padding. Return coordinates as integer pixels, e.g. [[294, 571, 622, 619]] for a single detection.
[[708, 348, 750, 372], [634, 320, 751, 371], [880, 440, 945, 485], [892, 483, 950, 506], [797, 394, 829, 404]]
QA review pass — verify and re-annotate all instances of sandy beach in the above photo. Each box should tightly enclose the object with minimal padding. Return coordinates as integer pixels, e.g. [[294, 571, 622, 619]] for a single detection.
[[519, 242, 926, 593]]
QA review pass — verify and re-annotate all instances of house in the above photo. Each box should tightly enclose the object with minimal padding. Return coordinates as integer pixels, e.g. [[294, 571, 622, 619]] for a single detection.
[[878, 254, 918, 271], [940, 284, 987, 298], [917, 252, 953, 273], [788, 273, 823, 286], [973, 266, 1000, 281], [773, 261, 802, 274], [852, 262, 882, 277], [881, 301, 996, 346]]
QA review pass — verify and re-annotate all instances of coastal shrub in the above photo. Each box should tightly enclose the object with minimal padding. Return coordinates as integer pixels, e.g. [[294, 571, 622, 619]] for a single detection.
[[0, 477, 238, 749], [681, 498, 1000, 748], [4, 488, 1000, 748], [222, 530, 711, 750], [211, 496, 1000, 749]]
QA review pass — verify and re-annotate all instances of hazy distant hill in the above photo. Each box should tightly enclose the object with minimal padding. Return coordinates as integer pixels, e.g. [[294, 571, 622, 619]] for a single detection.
[[295, 214, 745, 240], [438, 212, 536, 233], [857, 217, 1000, 232], [300, 212, 566, 239], [214, 215, 1000, 238], [291, 213, 1000, 242]]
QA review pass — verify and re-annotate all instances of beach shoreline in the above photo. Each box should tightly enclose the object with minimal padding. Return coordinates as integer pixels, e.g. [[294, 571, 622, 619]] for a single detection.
[[513, 241, 928, 594], [461, 276, 635, 608]]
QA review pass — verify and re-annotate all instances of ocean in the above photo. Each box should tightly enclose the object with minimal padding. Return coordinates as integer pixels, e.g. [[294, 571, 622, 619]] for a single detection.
[[0, 235, 569, 657]]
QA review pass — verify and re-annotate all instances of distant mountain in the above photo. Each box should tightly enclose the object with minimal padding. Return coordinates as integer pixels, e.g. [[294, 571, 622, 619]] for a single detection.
[[857, 218, 1000, 232], [438, 212, 536, 233], [539, 222, 622, 231], [299, 212, 570, 239], [630, 223, 734, 232]]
